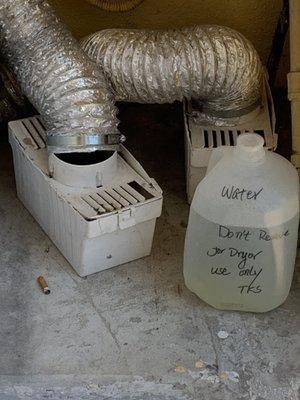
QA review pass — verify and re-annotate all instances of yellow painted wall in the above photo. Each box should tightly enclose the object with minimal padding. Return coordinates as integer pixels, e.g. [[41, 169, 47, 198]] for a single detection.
[[49, 0, 288, 87]]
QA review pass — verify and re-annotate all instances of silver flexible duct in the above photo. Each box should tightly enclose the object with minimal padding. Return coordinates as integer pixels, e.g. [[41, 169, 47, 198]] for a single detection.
[[81, 26, 263, 120], [0, 0, 121, 153]]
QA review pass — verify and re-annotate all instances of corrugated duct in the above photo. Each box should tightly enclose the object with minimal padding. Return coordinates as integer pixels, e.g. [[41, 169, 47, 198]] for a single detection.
[[0, 0, 121, 153], [84, 0, 144, 12], [81, 26, 263, 122]]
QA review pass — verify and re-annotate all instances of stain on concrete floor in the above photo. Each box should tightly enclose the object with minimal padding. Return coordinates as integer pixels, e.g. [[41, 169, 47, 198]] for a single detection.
[[0, 100, 299, 399]]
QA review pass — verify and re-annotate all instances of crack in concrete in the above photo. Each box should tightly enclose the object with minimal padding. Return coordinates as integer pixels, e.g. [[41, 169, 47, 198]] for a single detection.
[[56, 261, 131, 373], [203, 316, 219, 369]]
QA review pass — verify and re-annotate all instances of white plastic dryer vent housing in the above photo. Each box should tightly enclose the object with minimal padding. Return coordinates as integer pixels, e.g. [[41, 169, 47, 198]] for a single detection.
[[184, 83, 277, 203], [9, 116, 163, 277]]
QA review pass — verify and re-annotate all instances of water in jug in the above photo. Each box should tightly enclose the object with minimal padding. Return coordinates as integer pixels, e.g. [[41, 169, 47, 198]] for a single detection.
[[183, 133, 299, 312]]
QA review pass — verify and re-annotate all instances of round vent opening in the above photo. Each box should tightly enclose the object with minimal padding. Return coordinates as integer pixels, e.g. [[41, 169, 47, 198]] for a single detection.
[[55, 150, 115, 166]]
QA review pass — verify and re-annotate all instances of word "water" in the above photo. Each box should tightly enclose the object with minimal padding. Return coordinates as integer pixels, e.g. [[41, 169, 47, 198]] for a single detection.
[[221, 185, 263, 201]]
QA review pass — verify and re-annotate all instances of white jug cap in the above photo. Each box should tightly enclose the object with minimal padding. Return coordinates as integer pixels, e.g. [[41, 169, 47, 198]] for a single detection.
[[235, 133, 265, 162]]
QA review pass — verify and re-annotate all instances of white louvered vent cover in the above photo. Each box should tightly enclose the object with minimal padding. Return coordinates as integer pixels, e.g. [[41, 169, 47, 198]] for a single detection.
[[197, 128, 274, 149], [75, 181, 155, 219], [20, 116, 46, 149]]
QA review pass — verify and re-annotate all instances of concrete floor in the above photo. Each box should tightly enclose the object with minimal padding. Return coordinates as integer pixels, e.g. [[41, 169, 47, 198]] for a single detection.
[[0, 102, 300, 399]]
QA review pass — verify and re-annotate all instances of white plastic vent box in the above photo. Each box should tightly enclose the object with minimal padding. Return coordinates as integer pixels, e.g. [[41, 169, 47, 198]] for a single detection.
[[9, 116, 163, 277], [184, 81, 277, 203]]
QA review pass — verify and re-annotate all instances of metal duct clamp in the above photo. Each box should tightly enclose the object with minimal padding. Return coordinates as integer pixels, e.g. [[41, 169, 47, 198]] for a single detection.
[[47, 132, 125, 151]]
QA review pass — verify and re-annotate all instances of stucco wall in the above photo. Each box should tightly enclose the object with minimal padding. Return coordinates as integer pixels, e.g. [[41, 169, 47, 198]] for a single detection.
[[49, 0, 288, 87]]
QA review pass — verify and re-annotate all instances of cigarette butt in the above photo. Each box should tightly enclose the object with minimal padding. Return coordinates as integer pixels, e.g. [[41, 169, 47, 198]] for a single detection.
[[37, 276, 50, 294]]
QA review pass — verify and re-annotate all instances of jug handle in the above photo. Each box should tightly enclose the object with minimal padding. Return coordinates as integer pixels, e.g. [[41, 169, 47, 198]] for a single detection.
[[206, 146, 232, 175]]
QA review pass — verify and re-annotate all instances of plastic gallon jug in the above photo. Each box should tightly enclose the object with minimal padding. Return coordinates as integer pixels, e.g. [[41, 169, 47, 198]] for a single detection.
[[184, 133, 299, 312]]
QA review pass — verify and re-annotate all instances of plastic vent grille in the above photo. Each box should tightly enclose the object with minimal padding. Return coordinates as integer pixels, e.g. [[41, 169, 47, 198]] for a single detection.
[[201, 128, 269, 149], [75, 181, 154, 218], [20, 117, 46, 149]]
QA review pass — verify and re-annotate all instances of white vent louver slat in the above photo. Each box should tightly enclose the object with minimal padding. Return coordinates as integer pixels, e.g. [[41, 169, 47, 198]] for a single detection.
[[201, 128, 270, 149], [21, 119, 46, 149], [75, 182, 154, 218]]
